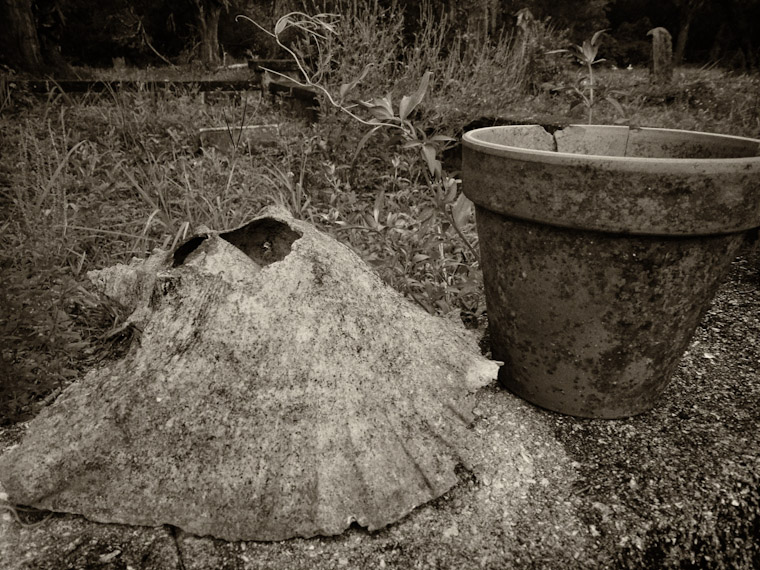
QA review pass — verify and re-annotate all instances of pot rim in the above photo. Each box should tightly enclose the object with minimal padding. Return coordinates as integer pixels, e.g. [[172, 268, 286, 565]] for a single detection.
[[462, 125, 760, 171]]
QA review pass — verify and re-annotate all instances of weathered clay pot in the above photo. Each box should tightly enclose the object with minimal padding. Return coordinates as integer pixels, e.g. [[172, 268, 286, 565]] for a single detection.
[[462, 125, 760, 418]]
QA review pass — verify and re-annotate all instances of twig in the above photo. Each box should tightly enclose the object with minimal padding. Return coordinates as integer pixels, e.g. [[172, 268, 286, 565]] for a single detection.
[[236, 14, 405, 133], [447, 206, 480, 263], [1, 503, 54, 528], [140, 21, 176, 68]]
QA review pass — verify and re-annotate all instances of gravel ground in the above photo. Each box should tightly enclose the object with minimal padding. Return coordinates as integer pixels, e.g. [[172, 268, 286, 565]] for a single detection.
[[1, 245, 758, 569]]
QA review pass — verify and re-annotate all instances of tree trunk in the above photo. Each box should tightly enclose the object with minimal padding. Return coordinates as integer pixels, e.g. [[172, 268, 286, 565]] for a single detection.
[[727, 0, 758, 70], [708, 22, 729, 63], [673, 14, 691, 64], [465, 0, 502, 45], [195, 0, 223, 67], [488, 0, 502, 36], [0, 0, 44, 72], [467, 0, 489, 46], [674, 0, 705, 65], [648, 27, 674, 84]]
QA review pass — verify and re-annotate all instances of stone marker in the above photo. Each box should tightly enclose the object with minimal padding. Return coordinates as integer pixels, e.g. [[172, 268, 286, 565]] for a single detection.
[[647, 27, 673, 84], [197, 124, 279, 154], [0, 209, 498, 541]]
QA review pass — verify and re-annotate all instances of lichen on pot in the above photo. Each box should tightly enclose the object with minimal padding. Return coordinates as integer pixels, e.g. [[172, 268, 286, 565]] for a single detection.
[[462, 124, 760, 418]]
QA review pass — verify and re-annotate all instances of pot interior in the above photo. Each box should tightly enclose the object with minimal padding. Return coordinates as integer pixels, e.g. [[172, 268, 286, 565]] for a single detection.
[[467, 125, 760, 160]]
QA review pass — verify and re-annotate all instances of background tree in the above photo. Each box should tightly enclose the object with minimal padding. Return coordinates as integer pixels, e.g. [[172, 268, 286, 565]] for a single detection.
[[467, 0, 502, 46], [0, 0, 45, 72], [2, 0, 759, 73], [499, 0, 610, 41], [191, 0, 291, 66], [672, 0, 706, 64], [51, 0, 167, 66], [708, 0, 760, 69], [191, 0, 229, 67]]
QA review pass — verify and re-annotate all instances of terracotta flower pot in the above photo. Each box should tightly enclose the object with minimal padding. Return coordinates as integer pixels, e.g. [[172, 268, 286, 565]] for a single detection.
[[462, 125, 760, 418]]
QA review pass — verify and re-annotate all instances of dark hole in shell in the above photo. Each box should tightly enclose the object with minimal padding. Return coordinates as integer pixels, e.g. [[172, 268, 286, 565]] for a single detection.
[[172, 218, 302, 268], [221, 218, 302, 266]]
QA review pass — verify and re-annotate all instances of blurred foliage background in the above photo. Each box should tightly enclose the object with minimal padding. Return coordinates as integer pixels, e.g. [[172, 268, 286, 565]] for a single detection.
[[1, 0, 760, 74]]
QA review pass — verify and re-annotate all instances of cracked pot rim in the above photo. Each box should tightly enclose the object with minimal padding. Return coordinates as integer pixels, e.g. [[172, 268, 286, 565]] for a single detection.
[[462, 125, 760, 174]]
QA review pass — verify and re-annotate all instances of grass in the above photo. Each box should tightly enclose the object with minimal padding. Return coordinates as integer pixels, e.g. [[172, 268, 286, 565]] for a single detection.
[[0, 2, 758, 436]]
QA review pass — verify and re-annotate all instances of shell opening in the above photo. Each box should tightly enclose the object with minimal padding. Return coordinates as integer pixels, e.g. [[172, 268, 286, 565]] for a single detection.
[[173, 236, 208, 267], [172, 218, 303, 269], [221, 218, 302, 267]]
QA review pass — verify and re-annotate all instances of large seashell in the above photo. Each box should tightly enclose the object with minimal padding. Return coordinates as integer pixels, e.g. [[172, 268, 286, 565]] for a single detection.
[[0, 209, 498, 541]]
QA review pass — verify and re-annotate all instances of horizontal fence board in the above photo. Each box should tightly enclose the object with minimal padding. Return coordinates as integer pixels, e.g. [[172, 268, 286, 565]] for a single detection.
[[21, 79, 261, 94]]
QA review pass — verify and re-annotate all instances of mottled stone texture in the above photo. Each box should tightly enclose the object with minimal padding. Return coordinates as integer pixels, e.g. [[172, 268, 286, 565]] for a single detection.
[[648, 27, 673, 85], [0, 209, 498, 541]]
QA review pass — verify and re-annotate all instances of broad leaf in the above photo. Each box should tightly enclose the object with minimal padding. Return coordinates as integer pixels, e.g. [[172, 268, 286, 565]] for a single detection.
[[351, 125, 383, 166], [274, 16, 290, 37], [581, 40, 598, 62], [605, 95, 626, 117], [442, 177, 459, 203], [399, 71, 432, 121], [373, 190, 385, 224], [361, 96, 394, 121], [451, 193, 473, 230], [401, 140, 422, 149], [399, 95, 413, 122], [591, 29, 609, 47], [421, 144, 441, 179]]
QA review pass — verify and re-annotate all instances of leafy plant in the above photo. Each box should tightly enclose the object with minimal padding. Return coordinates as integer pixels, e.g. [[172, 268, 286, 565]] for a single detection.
[[261, 136, 320, 222], [549, 30, 623, 123], [242, 11, 476, 254]]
